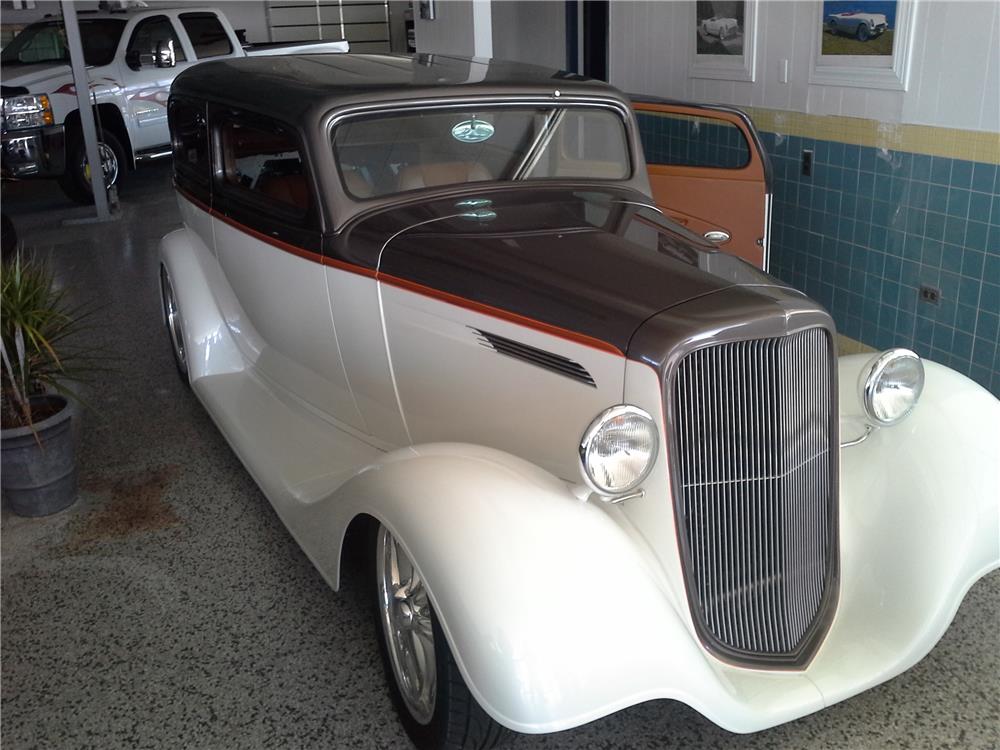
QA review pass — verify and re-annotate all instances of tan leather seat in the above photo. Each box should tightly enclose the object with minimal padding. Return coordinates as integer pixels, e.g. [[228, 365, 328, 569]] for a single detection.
[[256, 173, 310, 210], [342, 168, 373, 198], [397, 161, 491, 192]]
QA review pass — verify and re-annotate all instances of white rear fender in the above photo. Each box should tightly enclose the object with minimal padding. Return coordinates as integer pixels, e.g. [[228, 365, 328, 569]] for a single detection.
[[159, 227, 244, 381], [329, 443, 824, 735]]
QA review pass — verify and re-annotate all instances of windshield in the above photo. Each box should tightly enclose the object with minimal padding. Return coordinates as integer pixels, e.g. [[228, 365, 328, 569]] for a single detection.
[[1, 19, 126, 67], [332, 105, 631, 199]]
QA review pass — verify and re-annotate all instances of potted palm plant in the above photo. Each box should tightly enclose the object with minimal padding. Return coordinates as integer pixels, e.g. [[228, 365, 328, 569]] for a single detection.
[[1, 253, 88, 516]]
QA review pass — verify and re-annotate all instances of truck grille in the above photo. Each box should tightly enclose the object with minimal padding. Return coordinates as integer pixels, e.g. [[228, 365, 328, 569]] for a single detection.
[[671, 327, 837, 666]]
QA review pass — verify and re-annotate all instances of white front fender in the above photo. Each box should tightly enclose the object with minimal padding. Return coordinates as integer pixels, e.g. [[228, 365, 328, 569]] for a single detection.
[[327, 444, 826, 735], [805, 356, 1000, 706]]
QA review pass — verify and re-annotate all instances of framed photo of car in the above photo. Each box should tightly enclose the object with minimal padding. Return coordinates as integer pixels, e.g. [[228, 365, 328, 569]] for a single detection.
[[810, 0, 917, 90], [689, 0, 758, 82]]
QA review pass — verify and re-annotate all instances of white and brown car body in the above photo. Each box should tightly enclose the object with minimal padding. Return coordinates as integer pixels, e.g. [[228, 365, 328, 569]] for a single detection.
[[159, 54, 999, 736]]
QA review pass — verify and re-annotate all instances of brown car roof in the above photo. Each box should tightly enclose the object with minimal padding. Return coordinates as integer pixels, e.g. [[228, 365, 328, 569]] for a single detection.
[[171, 53, 625, 124]]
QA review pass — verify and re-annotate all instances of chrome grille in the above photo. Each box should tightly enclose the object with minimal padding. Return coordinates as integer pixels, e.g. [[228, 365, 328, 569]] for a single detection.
[[672, 327, 836, 664]]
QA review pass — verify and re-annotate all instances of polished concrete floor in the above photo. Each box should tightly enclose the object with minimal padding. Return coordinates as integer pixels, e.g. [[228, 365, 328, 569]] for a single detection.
[[2, 166, 998, 749]]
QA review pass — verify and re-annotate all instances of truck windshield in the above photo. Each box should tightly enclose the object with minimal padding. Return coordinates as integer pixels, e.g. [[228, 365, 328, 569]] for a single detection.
[[332, 105, 631, 200], [1, 19, 126, 67]]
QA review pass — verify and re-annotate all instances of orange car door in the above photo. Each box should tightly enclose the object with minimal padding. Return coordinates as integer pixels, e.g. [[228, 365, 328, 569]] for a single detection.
[[631, 97, 772, 270]]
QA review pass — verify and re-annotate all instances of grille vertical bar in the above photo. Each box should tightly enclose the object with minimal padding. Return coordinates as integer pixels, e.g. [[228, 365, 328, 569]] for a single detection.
[[672, 327, 836, 664]]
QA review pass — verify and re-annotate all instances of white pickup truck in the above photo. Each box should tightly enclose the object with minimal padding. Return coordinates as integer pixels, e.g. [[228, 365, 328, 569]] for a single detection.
[[1, 5, 348, 202]]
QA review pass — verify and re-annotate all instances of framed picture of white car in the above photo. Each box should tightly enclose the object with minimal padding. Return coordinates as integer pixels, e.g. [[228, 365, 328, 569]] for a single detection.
[[696, 0, 745, 56], [822, 1, 896, 56], [690, 0, 757, 82], [810, 0, 915, 91]]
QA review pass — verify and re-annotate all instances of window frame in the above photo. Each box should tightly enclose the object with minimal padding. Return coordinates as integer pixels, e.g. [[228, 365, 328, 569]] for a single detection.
[[634, 109, 753, 171], [211, 106, 322, 242], [169, 95, 211, 201], [125, 14, 187, 66], [328, 99, 637, 203], [178, 11, 233, 60]]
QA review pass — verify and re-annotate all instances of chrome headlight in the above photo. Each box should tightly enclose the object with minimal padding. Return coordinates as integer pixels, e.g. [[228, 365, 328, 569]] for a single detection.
[[1, 94, 54, 131], [858, 348, 924, 426], [579, 405, 658, 495]]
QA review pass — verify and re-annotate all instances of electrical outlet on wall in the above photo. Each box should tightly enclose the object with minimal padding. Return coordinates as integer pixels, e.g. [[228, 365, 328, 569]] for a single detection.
[[802, 150, 813, 177]]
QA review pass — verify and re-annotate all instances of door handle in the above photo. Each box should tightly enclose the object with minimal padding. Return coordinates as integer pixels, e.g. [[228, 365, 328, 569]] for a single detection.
[[703, 230, 730, 243]]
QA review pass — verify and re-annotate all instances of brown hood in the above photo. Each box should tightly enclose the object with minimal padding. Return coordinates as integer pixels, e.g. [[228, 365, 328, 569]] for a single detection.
[[335, 186, 794, 355]]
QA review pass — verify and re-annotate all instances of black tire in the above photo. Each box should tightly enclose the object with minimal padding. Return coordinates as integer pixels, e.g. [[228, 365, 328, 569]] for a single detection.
[[374, 524, 507, 750], [59, 127, 127, 205], [856, 23, 870, 41], [828, 21, 839, 36], [160, 266, 190, 385]]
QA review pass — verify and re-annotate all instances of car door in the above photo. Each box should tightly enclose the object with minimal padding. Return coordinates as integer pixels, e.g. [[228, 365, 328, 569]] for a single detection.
[[209, 107, 366, 432], [121, 14, 193, 152], [631, 97, 772, 270]]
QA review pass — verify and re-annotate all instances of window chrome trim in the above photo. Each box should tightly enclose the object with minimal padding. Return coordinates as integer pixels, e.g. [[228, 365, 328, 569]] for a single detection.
[[324, 95, 638, 205]]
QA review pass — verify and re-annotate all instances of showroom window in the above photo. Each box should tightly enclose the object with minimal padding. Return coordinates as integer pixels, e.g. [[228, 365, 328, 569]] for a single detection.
[[169, 97, 210, 191], [126, 16, 187, 64], [179, 12, 232, 58]]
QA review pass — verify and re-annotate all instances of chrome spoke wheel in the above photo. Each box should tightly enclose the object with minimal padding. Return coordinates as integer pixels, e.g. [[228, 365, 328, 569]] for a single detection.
[[81, 142, 119, 188], [378, 525, 436, 725], [161, 270, 187, 374]]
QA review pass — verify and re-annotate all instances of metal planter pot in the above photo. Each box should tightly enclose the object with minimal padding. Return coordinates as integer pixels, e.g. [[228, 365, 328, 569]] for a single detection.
[[1, 394, 78, 517]]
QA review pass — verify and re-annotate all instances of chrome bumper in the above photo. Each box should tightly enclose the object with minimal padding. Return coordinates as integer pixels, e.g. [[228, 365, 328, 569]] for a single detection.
[[1, 125, 65, 178]]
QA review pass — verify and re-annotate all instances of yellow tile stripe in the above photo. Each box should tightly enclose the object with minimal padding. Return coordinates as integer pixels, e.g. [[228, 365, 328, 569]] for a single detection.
[[743, 107, 1000, 166]]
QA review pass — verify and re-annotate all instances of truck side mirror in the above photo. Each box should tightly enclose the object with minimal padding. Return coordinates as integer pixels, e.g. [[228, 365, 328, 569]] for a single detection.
[[125, 49, 142, 70], [155, 40, 176, 69]]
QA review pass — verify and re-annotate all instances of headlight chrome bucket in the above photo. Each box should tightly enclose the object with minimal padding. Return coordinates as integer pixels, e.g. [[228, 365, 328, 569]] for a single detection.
[[858, 348, 925, 426], [579, 405, 658, 496]]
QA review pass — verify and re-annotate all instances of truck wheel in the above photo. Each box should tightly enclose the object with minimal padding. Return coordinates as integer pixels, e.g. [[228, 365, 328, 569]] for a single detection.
[[59, 129, 127, 205], [375, 524, 507, 750], [856, 24, 870, 41]]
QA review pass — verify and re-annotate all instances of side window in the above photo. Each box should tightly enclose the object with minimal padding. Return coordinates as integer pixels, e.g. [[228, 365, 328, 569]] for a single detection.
[[169, 97, 209, 189], [220, 117, 310, 217], [636, 110, 751, 169], [126, 15, 187, 64], [179, 13, 233, 59]]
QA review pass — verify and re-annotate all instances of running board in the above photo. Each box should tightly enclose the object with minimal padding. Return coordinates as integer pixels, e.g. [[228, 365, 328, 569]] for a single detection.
[[135, 148, 172, 163]]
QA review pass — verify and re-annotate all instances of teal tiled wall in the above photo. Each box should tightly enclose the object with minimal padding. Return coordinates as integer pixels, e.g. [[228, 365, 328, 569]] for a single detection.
[[762, 132, 999, 398], [636, 119, 1000, 398]]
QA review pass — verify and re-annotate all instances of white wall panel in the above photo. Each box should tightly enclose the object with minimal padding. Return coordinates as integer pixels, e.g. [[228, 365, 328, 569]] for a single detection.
[[491, 0, 566, 70], [610, 0, 1000, 133], [412, 0, 475, 55]]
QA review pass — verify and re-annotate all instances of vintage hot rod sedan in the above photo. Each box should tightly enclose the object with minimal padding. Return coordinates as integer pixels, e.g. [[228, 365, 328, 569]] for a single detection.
[[160, 55, 999, 749]]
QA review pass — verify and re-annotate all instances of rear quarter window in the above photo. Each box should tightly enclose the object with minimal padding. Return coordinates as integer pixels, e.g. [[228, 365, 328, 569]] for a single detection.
[[168, 96, 210, 194], [220, 119, 311, 218]]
